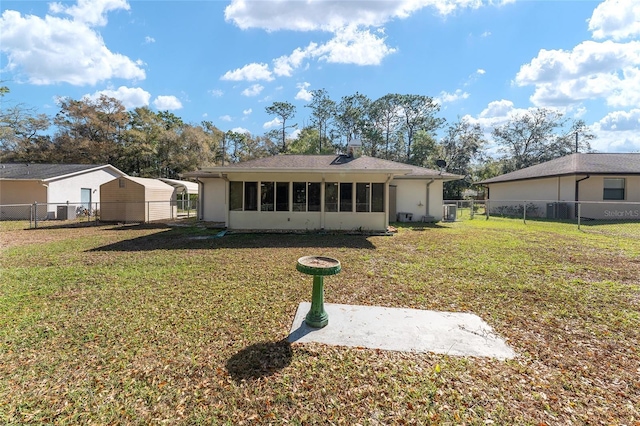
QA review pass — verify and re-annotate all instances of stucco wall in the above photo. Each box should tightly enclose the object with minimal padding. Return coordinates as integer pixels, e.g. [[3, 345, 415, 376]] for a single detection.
[[392, 179, 445, 221], [0, 180, 46, 205], [200, 178, 226, 222], [47, 168, 122, 205]]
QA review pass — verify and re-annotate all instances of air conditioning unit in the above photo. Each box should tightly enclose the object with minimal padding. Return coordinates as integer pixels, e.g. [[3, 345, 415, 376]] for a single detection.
[[442, 204, 457, 222]]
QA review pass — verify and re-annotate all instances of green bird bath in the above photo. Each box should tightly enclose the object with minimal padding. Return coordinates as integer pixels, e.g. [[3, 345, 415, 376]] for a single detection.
[[296, 256, 341, 328]]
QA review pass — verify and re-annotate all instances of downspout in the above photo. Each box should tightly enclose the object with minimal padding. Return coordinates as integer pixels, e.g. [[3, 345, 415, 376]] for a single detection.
[[425, 178, 435, 219], [320, 175, 326, 230], [575, 175, 590, 218]]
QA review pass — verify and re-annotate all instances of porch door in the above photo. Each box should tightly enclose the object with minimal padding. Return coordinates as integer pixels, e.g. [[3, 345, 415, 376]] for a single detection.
[[81, 188, 91, 210], [388, 185, 397, 222]]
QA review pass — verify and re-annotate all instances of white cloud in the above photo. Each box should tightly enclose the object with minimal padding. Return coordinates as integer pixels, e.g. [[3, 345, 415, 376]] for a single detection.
[[295, 82, 313, 101], [87, 86, 151, 109], [219, 115, 232, 122], [289, 128, 302, 140], [516, 41, 640, 108], [477, 68, 486, 75], [231, 127, 251, 135], [144, 36, 155, 44], [224, 0, 503, 32], [153, 95, 182, 110], [209, 89, 224, 97], [0, 6, 145, 86], [273, 47, 307, 77], [220, 63, 273, 82], [309, 25, 397, 66], [436, 89, 470, 104], [49, 0, 129, 26], [590, 109, 640, 152], [588, 0, 640, 41], [263, 117, 282, 129], [243, 108, 252, 115], [241, 84, 264, 97], [481, 31, 491, 37], [464, 99, 531, 130]]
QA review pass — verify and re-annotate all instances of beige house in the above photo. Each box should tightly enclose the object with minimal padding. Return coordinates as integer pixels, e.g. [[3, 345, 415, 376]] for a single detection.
[[100, 177, 177, 223], [479, 153, 640, 220], [0, 163, 125, 220], [183, 154, 461, 232]]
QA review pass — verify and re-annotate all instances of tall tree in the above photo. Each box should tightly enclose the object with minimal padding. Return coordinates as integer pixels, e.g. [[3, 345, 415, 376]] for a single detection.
[[439, 118, 486, 199], [306, 89, 336, 152], [265, 101, 296, 152], [492, 108, 593, 173], [369, 94, 402, 160], [53, 95, 128, 165], [395, 94, 444, 161], [335, 92, 370, 147]]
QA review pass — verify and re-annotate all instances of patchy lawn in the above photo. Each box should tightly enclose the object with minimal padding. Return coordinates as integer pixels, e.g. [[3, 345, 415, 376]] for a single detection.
[[1, 219, 639, 425]]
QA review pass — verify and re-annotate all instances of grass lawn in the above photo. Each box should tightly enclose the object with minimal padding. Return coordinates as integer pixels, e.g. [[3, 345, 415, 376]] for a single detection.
[[1, 219, 638, 425]]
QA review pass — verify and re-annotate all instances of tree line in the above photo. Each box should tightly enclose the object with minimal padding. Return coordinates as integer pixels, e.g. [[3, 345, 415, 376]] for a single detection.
[[0, 85, 593, 198]]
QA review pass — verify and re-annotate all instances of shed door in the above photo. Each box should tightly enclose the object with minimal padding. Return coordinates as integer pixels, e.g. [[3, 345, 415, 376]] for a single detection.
[[81, 188, 91, 210]]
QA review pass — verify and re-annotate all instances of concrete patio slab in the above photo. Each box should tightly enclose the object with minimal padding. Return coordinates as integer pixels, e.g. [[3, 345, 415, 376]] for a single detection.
[[288, 303, 516, 359]]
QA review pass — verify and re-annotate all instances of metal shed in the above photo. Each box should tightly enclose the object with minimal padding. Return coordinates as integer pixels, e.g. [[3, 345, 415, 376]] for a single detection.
[[100, 177, 177, 223]]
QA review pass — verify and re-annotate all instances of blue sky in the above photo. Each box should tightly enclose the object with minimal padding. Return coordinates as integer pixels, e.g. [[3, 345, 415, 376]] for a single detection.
[[2, 0, 640, 153]]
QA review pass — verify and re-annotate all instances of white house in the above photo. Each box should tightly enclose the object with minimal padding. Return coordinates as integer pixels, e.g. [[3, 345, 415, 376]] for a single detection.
[[0, 163, 126, 219], [478, 153, 640, 220], [183, 154, 462, 232]]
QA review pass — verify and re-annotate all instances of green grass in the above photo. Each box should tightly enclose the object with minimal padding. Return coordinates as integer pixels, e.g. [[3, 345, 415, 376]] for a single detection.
[[1, 219, 639, 424]]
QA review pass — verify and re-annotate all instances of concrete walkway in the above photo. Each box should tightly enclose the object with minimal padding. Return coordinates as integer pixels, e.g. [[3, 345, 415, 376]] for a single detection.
[[288, 303, 516, 360]]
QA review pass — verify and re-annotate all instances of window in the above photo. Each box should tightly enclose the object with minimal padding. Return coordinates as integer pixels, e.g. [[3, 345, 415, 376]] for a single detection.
[[244, 182, 258, 211], [356, 183, 370, 212], [293, 182, 306, 211], [325, 182, 338, 212], [308, 183, 321, 212], [276, 182, 289, 211], [371, 183, 384, 212], [261, 182, 274, 211], [229, 181, 243, 211], [603, 178, 625, 200], [340, 183, 353, 212]]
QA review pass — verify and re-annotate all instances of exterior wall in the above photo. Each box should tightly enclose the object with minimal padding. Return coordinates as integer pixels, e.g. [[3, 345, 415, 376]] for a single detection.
[[47, 168, 122, 205], [0, 180, 47, 219], [487, 175, 640, 219], [145, 186, 177, 222], [214, 171, 393, 231], [392, 179, 445, 222], [100, 178, 146, 222], [200, 177, 226, 222], [0, 180, 46, 204]]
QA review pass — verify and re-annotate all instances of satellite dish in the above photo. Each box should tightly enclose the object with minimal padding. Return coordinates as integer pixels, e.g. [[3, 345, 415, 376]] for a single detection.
[[436, 159, 447, 168]]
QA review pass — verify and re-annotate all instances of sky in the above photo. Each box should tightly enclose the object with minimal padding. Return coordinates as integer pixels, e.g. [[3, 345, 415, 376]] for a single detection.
[[1, 0, 640, 154]]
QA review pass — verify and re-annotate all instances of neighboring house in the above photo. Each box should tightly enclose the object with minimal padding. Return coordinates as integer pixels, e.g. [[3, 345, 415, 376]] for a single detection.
[[0, 163, 126, 219], [478, 153, 640, 219], [100, 176, 177, 223], [183, 154, 462, 232]]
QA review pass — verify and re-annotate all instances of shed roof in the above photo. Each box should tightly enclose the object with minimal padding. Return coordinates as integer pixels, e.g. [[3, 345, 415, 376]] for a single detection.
[[0, 163, 125, 181], [121, 176, 175, 191], [479, 153, 640, 184], [184, 155, 462, 180]]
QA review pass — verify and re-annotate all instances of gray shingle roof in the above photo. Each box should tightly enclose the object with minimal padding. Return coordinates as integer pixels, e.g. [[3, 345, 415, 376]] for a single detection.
[[186, 155, 462, 180], [479, 153, 640, 184], [0, 163, 116, 180]]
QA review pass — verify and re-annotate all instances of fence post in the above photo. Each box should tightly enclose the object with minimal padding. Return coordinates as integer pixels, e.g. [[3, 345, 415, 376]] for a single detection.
[[147, 201, 150, 224], [523, 201, 527, 224], [470, 200, 474, 219], [34, 202, 38, 229], [485, 200, 490, 220]]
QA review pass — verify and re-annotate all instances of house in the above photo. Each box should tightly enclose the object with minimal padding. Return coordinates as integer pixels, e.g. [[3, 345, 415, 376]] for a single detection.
[[100, 176, 178, 223], [0, 163, 126, 220], [183, 154, 462, 232], [478, 153, 640, 219]]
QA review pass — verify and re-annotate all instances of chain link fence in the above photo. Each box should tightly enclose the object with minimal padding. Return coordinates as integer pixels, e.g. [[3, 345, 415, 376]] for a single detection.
[[0, 200, 198, 229], [443, 199, 639, 239]]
